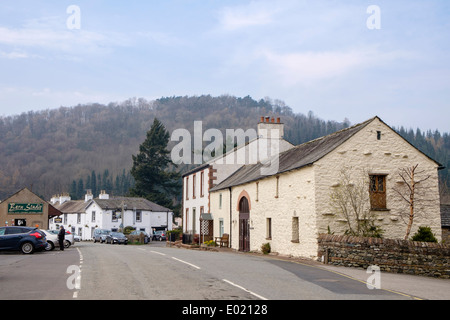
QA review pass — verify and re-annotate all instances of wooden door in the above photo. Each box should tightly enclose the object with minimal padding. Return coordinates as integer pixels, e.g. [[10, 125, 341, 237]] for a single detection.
[[239, 197, 250, 252]]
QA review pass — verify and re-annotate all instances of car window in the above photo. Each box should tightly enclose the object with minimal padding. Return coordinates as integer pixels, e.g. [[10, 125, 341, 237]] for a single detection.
[[0, 228, 5, 235], [5, 228, 24, 235]]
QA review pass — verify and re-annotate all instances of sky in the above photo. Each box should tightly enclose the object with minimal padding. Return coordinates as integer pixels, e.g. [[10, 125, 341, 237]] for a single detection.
[[0, 0, 449, 132]]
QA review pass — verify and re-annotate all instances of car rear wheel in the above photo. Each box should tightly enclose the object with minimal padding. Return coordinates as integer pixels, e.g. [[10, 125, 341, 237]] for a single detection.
[[21, 242, 34, 254], [64, 240, 70, 248], [45, 241, 55, 251]]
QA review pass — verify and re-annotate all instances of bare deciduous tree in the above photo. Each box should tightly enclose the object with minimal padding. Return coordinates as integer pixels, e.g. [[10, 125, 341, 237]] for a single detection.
[[393, 164, 430, 240], [330, 167, 382, 237]]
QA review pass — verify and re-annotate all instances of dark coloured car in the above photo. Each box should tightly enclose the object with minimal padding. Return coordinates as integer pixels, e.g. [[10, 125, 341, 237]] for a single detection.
[[130, 230, 151, 243], [152, 230, 166, 241], [0, 226, 47, 254], [106, 232, 128, 244]]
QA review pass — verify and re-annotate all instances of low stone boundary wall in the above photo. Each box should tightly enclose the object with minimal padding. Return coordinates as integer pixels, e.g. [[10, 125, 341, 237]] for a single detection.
[[318, 234, 450, 279]]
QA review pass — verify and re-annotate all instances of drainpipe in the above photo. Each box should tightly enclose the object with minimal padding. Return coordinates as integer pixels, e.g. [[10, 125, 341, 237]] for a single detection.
[[229, 187, 232, 248]]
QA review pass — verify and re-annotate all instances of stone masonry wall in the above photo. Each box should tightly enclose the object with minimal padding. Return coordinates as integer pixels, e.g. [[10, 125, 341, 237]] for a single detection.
[[318, 234, 450, 279]]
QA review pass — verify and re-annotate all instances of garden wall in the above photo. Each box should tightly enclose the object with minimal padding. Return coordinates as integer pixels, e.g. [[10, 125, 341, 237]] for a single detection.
[[317, 234, 450, 279]]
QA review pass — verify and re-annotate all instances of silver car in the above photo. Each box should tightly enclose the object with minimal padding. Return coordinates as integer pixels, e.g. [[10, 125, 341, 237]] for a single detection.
[[44, 230, 72, 250], [93, 229, 111, 243]]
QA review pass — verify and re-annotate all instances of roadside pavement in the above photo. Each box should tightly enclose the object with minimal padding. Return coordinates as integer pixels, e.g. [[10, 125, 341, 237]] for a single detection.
[[170, 243, 450, 300]]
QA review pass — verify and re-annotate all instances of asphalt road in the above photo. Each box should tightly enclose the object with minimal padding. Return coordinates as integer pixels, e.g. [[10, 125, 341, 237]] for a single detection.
[[0, 241, 448, 301]]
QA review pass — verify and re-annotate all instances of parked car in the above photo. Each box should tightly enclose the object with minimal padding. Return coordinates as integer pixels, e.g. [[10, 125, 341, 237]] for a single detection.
[[93, 229, 111, 243], [0, 226, 47, 254], [47, 229, 74, 247], [74, 234, 81, 242], [130, 230, 151, 243], [153, 230, 166, 241], [106, 232, 128, 244]]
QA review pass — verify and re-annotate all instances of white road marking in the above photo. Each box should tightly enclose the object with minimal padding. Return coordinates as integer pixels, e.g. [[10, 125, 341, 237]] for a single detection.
[[72, 248, 83, 299], [150, 250, 166, 256], [222, 279, 268, 300], [172, 257, 201, 270]]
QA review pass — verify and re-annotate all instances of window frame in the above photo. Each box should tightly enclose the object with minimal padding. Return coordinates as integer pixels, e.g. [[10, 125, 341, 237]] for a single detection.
[[369, 174, 387, 210]]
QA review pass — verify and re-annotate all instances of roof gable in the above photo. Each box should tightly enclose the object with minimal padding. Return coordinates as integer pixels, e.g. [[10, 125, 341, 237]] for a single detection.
[[211, 117, 374, 191]]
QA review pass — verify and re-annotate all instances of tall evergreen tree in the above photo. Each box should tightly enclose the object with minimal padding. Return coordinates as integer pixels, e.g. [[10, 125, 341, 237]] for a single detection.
[[130, 118, 180, 208]]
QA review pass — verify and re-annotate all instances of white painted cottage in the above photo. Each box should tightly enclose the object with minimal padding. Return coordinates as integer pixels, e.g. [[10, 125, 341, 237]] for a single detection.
[[49, 190, 173, 240], [182, 117, 294, 242], [210, 117, 443, 259]]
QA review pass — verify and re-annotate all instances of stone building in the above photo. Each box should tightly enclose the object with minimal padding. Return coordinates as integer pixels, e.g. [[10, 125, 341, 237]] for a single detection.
[[0, 187, 61, 229], [210, 117, 443, 259]]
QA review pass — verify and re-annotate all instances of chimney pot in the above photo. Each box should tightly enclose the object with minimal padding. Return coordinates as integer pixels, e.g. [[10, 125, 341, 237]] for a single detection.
[[260, 116, 264, 123], [277, 117, 281, 123], [271, 117, 275, 123]]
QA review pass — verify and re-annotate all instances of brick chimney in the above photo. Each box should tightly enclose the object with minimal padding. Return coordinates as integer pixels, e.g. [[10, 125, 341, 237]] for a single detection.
[[257, 116, 284, 139]]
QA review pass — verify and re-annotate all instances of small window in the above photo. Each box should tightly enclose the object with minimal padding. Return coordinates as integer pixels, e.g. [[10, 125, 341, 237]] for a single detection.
[[369, 175, 387, 209], [377, 131, 381, 140], [275, 176, 280, 198], [292, 217, 299, 243], [192, 174, 196, 199], [135, 210, 142, 222], [219, 193, 223, 209], [266, 218, 272, 240]]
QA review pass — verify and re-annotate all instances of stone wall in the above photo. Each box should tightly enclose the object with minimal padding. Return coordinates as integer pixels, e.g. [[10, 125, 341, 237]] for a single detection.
[[318, 234, 450, 279]]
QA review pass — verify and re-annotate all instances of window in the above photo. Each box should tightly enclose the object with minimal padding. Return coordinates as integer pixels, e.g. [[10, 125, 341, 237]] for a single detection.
[[377, 131, 381, 140], [370, 175, 387, 210], [193, 174, 196, 199], [256, 182, 259, 202], [275, 176, 280, 198], [185, 208, 189, 233], [266, 218, 272, 240], [292, 217, 299, 243], [112, 211, 119, 222], [92, 211, 96, 222], [135, 210, 142, 223], [219, 193, 223, 209], [77, 213, 81, 224], [219, 219, 224, 237], [192, 208, 196, 234], [185, 177, 189, 200], [200, 171, 204, 197]]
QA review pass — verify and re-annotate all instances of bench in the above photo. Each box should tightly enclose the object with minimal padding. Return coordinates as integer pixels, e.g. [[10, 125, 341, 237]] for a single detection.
[[215, 233, 229, 248]]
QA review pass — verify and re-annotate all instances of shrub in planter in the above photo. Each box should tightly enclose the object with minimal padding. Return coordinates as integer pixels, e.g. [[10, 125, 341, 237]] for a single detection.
[[261, 243, 271, 255]]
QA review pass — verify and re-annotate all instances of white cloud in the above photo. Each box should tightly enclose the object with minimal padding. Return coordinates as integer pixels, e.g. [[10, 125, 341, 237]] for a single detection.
[[218, 1, 283, 31], [260, 47, 413, 86], [0, 14, 132, 60], [0, 50, 29, 59]]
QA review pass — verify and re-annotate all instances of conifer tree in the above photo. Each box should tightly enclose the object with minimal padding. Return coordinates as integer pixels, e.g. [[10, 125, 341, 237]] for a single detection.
[[130, 118, 180, 208]]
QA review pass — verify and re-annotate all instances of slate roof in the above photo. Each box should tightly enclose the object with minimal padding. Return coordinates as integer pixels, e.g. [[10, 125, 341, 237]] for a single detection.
[[210, 117, 375, 191], [91, 197, 172, 212], [55, 200, 91, 214], [441, 204, 450, 227]]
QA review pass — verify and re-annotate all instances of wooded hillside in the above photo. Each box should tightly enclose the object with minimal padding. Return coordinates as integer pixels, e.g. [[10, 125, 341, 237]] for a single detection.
[[0, 95, 448, 203]]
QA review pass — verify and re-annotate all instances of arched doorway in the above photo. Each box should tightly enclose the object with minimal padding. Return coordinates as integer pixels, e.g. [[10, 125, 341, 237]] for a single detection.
[[239, 196, 250, 252]]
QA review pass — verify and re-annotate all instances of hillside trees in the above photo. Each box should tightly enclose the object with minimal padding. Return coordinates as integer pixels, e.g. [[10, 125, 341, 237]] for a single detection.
[[0, 95, 447, 202]]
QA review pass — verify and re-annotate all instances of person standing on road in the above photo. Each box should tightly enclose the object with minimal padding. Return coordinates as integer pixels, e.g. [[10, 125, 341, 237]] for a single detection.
[[58, 225, 65, 251]]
